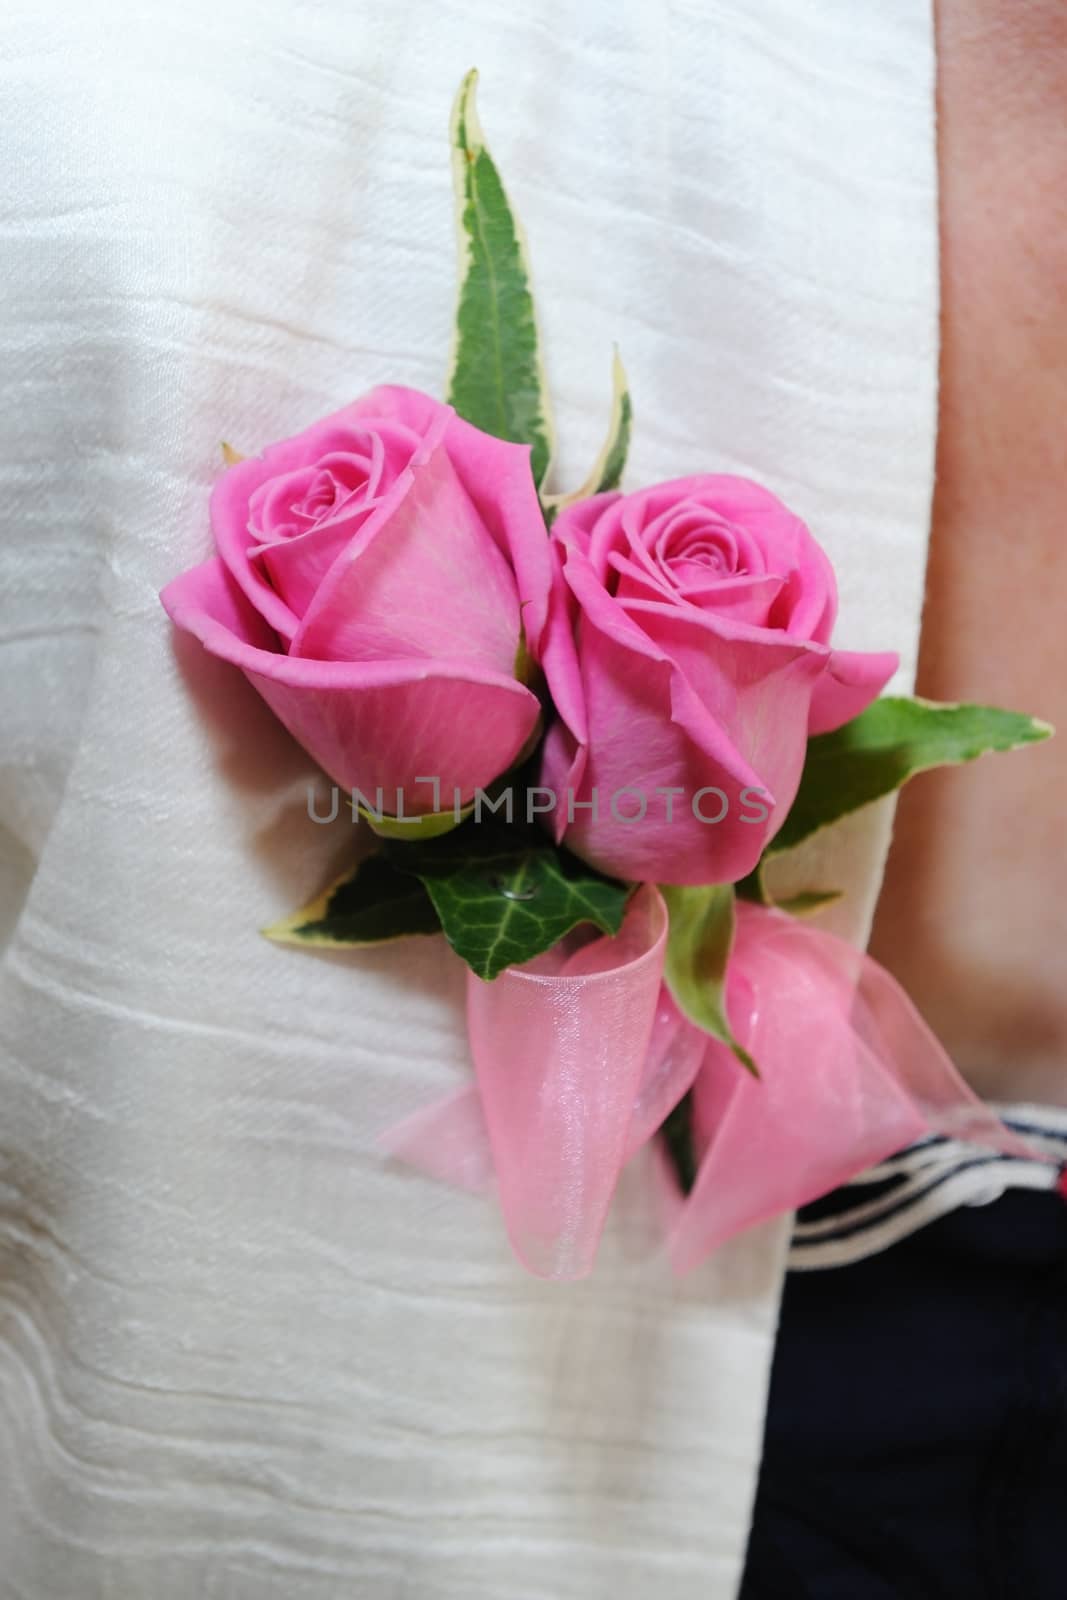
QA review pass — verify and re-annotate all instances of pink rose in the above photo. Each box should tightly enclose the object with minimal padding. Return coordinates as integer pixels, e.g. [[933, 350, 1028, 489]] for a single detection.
[[540, 476, 896, 884], [162, 387, 551, 812]]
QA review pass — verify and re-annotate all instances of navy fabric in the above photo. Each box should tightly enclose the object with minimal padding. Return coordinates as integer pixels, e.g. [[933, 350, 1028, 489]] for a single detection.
[[741, 1188, 1067, 1599]]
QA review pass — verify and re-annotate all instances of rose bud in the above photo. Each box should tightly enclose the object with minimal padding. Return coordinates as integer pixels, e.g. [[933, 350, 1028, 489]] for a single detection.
[[540, 476, 897, 884], [162, 387, 550, 820]]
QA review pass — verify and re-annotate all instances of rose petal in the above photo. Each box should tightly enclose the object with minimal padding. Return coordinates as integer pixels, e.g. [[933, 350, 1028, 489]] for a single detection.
[[290, 416, 522, 675], [251, 499, 381, 619], [614, 558, 786, 626], [807, 648, 899, 735], [210, 408, 422, 644], [161, 557, 542, 803], [343, 386, 552, 661]]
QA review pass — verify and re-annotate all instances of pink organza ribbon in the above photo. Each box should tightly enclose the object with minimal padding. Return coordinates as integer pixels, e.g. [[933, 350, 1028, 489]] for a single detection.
[[386, 887, 671, 1278], [383, 896, 1055, 1279]]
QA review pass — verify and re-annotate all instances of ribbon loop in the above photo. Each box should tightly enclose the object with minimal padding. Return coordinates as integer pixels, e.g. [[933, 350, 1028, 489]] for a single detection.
[[466, 886, 668, 1278]]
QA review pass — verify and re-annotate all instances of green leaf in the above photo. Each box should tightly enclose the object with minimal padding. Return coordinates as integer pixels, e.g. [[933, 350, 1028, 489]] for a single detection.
[[734, 869, 840, 918], [769, 696, 1052, 858], [398, 822, 631, 981], [771, 888, 843, 918], [660, 884, 758, 1077], [262, 854, 441, 948], [660, 1089, 698, 1195], [447, 69, 555, 487], [734, 866, 770, 906], [513, 618, 534, 685], [358, 799, 473, 842], [543, 347, 633, 519]]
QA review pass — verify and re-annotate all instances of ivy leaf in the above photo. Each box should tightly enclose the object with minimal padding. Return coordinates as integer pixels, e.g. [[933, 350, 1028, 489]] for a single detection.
[[262, 854, 440, 949], [543, 348, 633, 521], [660, 884, 757, 1077], [397, 822, 631, 981], [769, 696, 1053, 858], [447, 69, 555, 487]]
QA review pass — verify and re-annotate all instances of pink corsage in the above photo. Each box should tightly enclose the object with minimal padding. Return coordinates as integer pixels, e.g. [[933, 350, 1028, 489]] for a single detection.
[[162, 73, 1053, 1279]]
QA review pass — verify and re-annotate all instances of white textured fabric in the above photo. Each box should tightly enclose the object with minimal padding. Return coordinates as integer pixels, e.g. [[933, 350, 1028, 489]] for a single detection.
[[0, 2, 937, 1595]]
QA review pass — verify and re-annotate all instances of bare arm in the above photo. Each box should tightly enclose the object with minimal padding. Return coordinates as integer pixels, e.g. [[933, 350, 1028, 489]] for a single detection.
[[871, 0, 1067, 1102]]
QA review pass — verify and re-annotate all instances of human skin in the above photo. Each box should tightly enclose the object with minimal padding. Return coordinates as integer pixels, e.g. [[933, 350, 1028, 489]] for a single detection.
[[870, 0, 1067, 1103]]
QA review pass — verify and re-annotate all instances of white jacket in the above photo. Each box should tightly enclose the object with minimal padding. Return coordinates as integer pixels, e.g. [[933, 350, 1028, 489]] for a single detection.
[[0, 1, 937, 1593]]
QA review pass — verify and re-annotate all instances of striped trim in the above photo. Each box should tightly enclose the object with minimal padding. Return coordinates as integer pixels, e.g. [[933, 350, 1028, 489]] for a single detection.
[[787, 1104, 1067, 1272]]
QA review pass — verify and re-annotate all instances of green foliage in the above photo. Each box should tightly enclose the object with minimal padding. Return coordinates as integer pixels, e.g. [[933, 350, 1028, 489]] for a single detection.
[[661, 884, 757, 1076], [770, 697, 1052, 857], [447, 70, 555, 487]]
